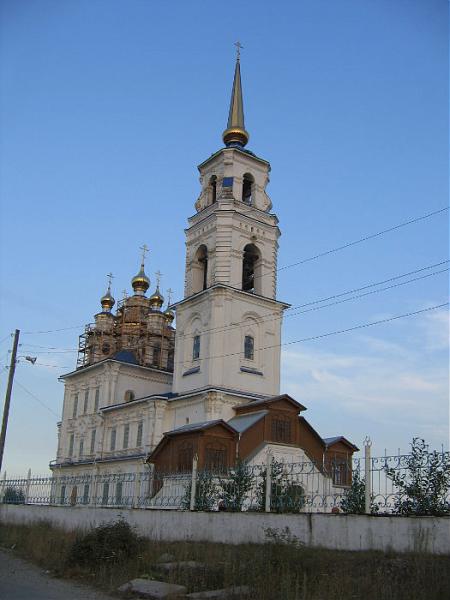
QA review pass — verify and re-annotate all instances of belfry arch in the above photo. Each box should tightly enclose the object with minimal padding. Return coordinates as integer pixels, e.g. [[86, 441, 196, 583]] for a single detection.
[[242, 243, 262, 294], [242, 173, 254, 205], [192, 245, 208, 293]]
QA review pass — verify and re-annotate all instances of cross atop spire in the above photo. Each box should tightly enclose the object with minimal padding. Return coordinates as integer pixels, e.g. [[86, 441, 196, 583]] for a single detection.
[[166, 287, 173, 305], [234, 41, 243, 62], [139, 243, 149, 267], [222, 44, 249, 148], [106, 272, 114, 291]]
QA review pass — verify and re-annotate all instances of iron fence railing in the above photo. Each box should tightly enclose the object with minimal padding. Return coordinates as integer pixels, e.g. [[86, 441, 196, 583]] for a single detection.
[[1, 451, 449, 514]]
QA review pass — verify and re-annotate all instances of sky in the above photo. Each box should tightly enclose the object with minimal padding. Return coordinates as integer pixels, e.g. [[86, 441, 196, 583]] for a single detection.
[[0, 0, 448, 474]]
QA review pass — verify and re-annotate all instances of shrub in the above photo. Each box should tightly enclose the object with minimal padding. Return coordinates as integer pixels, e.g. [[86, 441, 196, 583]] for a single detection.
[[2, 486, 25, 504], [181, 470, 219, 511], [257, 459, 305, 513], [220, 460, 253, 511], [386, 438, 450, 516], [68, 518, 140, 567]]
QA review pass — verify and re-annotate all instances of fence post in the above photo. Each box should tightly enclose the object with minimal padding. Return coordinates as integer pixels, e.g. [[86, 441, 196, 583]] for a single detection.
[[265, 451, 272, 513], [364, 437, 372, 514], [25, 468, 31, 504], [189, 454, 198, 511], [133, 468, 142, 508]]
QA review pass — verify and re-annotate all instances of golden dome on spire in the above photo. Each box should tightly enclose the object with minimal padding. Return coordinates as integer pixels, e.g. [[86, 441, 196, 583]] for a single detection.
[[131, 267, 150, 295], [149, 271, 164, 309], [132, 244, 151, 295], [149, 286, 164, 309], [163, 287, 175, 323], [222, 43, 249, 148], [100, 273, 115, 312]]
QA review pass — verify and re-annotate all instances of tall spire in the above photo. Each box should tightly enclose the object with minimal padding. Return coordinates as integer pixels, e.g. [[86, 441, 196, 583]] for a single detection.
[[222, 42, 249, 148]]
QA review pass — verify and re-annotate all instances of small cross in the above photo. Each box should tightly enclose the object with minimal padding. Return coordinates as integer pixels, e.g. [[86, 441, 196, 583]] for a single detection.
[[166, 288, 173, 305], [155, 270, 163, 288], [234, 41, 243, 61], [122, 289, 128, 300], [139, 244, 149, 266], [106, 272, 114, 290]]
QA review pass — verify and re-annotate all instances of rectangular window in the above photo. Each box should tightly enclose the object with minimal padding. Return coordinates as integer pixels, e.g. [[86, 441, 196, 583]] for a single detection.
[[115, 481, 123, 505], [83, 389, 89, 414], [192, 335, 200, 360], [136, 421, 143, 447], [123, 424, 129, 449], [60, 484, 66, 505], [271, 418, 292, 443], [72, 394, 78, 418], [82, 484, 89, 505], [244, 335, 254, 360], [110, 428, 116, 451], [79, 437, 84, 457], [90, 429, 96, 454], [205, 446, 227, 474], [102, 482, 109, 505], [68, 433, 74, 457], [94, 388, 100, 412]]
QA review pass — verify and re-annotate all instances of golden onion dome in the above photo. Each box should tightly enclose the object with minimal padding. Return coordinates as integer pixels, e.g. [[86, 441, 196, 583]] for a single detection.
[[100, 288, 115, 312], [149, 286, 164, 309], [164, 307, 175, 324], [131, 265, 150, 295]]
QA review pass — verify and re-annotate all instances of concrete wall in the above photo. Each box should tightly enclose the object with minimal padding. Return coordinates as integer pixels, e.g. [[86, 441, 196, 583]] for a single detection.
[[1, 504, 449, 555]]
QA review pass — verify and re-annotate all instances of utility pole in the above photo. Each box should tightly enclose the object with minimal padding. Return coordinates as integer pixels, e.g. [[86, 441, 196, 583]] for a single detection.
[[0, 329, 20, 472]]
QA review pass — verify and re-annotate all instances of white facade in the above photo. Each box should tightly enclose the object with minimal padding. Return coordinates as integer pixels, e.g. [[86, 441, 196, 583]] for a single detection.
[[52, 60, 290, 477], [173, 146, 288, 397]]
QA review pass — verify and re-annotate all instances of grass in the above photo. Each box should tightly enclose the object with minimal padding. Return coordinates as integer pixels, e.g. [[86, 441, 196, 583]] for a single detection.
[[0, 520, 449, 599]]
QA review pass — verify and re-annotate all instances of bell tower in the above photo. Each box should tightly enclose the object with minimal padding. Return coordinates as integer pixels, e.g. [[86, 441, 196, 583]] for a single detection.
[[172, 49, 289, 397]]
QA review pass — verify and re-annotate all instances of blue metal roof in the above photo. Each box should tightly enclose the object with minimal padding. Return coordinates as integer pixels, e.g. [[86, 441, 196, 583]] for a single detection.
[[228, 410, 268, 433], [165, 419, 225, 435], [112, 350, 138, 364]]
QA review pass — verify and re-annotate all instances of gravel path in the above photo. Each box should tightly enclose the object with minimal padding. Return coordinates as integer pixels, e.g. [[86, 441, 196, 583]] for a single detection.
[[0, 549, 117, 600]]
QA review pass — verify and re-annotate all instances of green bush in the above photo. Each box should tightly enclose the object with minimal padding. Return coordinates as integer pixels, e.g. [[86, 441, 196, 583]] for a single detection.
[[68, 518, 140, 566], [2, 486, 25, 504]]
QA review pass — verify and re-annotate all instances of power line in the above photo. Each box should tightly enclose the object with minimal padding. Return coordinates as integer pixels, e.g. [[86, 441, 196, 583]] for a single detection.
[[172, 302, 448, 366], [17, 260, 449, 354], [276, 206, 449, 275], [165, 259, 450, 343], [0, 334, 12, 346], [14, 379, 60, 419], [22, 324, 86, 335]]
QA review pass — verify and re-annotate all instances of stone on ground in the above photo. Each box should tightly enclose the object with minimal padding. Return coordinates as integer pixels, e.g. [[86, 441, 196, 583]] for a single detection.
[[156, 552, 176, 563], [118, 578, 187, 599], [186, 585, 251, 599], [155, 561, 206, 573]]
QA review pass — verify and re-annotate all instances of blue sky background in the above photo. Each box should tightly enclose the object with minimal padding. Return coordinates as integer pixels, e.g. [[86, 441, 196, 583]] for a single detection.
[[0, 0, 448, 474]]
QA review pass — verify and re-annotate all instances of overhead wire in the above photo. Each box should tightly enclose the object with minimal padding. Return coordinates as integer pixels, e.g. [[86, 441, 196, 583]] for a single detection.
[[14, 379, 60, 419], [171, 302, 449, 367]]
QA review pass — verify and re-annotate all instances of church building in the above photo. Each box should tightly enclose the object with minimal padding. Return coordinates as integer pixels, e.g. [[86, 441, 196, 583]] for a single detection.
[[51, 51, 357, 500]]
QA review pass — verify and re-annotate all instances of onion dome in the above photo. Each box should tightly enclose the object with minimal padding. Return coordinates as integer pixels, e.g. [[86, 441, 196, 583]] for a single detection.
[[100, 274, 115, 312], [131, 264, 150, 295], [149, 286, 164, 310], [222, 48, 249, 148], [164, 306, 175, 324]]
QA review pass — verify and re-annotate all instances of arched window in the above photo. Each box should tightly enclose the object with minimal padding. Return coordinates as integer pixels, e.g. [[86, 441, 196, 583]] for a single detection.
[[192, 335, 200, 360], [192, 245, 208, 293], [242, 173, 254, 205], [124, 390, 135, 402], [209, 175, 217, 203], [242, 244, 261, 294], [244, 335, 254, 360]]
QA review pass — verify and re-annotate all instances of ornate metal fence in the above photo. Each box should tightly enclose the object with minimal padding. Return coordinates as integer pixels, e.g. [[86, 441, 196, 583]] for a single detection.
[[1, 450, 449, 514]]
